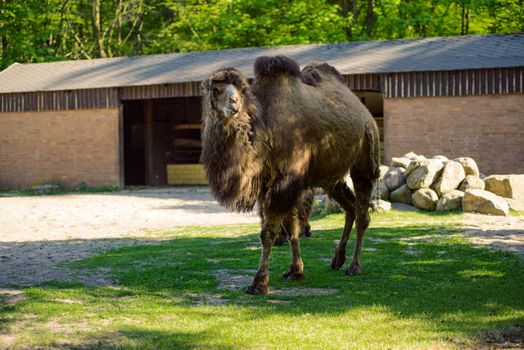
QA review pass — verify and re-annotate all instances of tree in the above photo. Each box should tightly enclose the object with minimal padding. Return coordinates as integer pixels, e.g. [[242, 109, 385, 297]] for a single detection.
[[1, 0, 522, 70]]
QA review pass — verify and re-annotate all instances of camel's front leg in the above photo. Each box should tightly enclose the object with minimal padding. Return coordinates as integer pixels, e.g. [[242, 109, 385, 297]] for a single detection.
[[282, 210, 304, 280], [246, 220, 280, 295]]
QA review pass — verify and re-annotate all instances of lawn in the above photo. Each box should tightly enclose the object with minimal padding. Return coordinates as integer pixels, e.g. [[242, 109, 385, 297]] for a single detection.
[[1, 210, 523, 349]]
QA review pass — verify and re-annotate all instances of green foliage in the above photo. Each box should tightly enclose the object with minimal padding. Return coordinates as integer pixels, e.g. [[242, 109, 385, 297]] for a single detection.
[[150, 0, 347, 53], [1, 0, 522, 70]]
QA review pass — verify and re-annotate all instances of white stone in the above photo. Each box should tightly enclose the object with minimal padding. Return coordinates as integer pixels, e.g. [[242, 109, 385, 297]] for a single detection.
[[432, 155, 449, 162], [389, 184, 412, 205], [406, 159, 444, 190], [454, 157, 480, 177], [484, 174, 524, 200], [436, 190, 464, 211], [371, 182, 389, 201], [412, 188, 439, 211], [463, 189, 509, 216], [432, 160, 466, 196], [378, 165, 390, 181], [459, 175, 485, 191], [371, 199, 392, 212], [390, 157, 412, 169], [383, 167, 406, 191]]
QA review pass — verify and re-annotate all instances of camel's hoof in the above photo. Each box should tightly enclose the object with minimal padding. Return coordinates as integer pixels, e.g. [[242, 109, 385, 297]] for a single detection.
[[330, 253, 346, 270], [282, 271, 304, 281], [345, 264, 361, 276], [246, 282, 269, 295]]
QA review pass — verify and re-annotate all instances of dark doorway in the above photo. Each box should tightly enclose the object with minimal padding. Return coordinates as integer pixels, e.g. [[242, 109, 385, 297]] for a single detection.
[[123, 100, 146, 185], [123, 97, 202, 186], [354, 91, 385, 163]]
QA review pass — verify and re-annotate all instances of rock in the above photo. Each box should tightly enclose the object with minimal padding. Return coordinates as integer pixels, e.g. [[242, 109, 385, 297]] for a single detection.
[[389, 184, 412, 205], [404, 159, 420, 178], [406, 159, 444, 190], [403, 152, 426, 161], [484, 174, 524, 201], [390, 157, 412, 169], [33, 183, 61, 195], [432, 155, 449, 162], [383, 167, 406, 191], [459, 175, 485, 191], [371, 182, 389, 201], [391, 202, 420, 212], [436, 190, 464, 211], [507, 198, 524, 211], [370, 199, 391, 212], [378, 165, 390, 181], [463, 189, 509, 216], [454, 157, 480, 177], [324, 197, 341, 213], [432, 160, 466, 196], [412, 188, 439, 211], [403, 151, 418, 159]]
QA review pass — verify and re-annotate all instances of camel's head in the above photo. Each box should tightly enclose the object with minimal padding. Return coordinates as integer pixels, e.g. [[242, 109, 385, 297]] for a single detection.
[[202, 68, 248, 120]]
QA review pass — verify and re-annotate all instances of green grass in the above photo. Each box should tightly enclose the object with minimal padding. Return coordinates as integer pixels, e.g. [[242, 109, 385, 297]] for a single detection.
[[0, 184, 118, 197], [1, 210, 523, 349], [510, 209, 524, 216]]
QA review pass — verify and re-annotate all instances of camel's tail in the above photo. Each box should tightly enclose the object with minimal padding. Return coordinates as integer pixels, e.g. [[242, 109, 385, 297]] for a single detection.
[[254, 55, 301, 79], [366, 122, 381, 181]]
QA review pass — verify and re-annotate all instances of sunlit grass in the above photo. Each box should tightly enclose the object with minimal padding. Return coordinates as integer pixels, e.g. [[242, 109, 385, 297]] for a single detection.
[[1, 210, 523, 349]]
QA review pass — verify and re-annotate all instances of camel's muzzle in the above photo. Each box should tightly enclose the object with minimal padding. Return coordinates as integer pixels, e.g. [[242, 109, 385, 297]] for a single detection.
[[223, 84, 241, 118]]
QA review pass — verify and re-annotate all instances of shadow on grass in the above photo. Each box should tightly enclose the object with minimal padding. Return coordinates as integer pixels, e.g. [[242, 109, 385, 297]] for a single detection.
[[1, 221, 523, 349]]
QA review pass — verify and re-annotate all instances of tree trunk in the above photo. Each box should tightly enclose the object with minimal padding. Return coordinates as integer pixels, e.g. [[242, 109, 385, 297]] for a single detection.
[[339, 0, 352, 40], [465, 6, 469, 34], [92, 0, 106, 57], [365, 0, 376, 37], [461, 1, 465, 35]]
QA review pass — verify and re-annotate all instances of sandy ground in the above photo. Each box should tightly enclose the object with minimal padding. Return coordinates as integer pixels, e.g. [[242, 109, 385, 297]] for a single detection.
[[0, 187, 258, 242], [0, 187, 258, 287], [461, 213, 524, 257], [0, 187, 523, 288]]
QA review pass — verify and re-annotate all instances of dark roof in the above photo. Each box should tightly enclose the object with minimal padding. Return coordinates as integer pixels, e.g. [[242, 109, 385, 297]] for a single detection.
[[0, 33, 523, 93]]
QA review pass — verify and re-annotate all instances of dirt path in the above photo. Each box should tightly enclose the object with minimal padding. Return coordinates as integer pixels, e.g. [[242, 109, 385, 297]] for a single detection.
[[0, 187, 258, 287], [0, 187, 258, 242], [460, 213, 524, 258]]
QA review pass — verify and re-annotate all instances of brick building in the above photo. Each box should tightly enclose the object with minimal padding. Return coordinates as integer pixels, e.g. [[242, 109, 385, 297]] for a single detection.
[[0, 34, 523, 189]]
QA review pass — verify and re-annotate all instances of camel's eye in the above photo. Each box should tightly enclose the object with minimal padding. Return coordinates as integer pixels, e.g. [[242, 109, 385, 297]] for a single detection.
[[240, 88, 247, 96], [211, 87, 220, 95]]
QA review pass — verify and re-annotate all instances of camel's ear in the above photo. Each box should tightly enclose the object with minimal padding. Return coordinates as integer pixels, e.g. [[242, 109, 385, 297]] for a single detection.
[[201, 79, 210, 95]]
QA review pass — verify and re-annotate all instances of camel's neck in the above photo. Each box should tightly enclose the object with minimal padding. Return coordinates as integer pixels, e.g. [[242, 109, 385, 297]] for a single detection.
[[200, 113, 261, 212]]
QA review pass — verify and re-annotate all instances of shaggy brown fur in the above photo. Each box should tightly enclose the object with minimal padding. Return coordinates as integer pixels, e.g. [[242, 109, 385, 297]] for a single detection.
[[201, 56, 380, 295]]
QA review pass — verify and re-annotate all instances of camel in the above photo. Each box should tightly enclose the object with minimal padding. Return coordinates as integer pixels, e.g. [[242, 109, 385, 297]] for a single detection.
[[200, 56, 380, 294], [274, 189, 314, 246]]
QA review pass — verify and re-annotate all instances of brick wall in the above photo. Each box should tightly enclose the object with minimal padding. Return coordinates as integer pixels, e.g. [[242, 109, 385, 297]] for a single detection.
[[0, 108, 121, 189], [384, 94, 524, 175]]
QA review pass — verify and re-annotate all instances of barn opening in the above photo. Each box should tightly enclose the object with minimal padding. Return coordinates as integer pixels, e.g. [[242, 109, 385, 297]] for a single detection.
[[123, 97, 204, 186], [354, 91, 385, 162]]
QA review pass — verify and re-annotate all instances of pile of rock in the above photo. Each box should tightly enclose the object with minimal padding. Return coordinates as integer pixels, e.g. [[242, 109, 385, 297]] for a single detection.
[[370, 152, 524, 216]]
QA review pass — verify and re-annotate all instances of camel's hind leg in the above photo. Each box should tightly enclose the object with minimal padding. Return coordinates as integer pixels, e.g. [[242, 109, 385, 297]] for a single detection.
[[324, 181, 357, 270], [346, 175, 373, 275], [282, 209, 304, 280]]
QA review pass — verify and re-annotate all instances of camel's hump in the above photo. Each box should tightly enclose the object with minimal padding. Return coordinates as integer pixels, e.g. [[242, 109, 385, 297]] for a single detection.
[[254, 55, 301, 79]]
